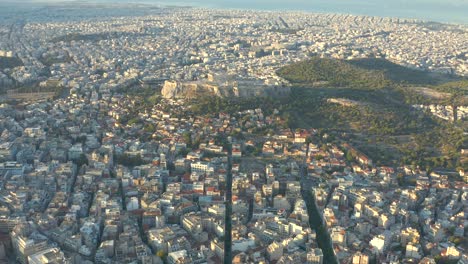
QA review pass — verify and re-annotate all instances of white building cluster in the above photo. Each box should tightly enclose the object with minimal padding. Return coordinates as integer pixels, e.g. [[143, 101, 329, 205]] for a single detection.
[[0, 5, 467, 93]]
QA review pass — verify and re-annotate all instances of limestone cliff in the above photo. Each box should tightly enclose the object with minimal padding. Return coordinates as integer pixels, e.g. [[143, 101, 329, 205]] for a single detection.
[[161, 81, 223, 99], [161, 79, 290, 99]]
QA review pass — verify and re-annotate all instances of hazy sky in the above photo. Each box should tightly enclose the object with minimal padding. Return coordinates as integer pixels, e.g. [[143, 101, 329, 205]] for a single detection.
[[3, 0, 467, 8], [6, 0, 467, 5]]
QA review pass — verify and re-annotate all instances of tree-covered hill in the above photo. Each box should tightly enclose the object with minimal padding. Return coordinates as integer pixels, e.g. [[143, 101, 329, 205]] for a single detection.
[[276, 57, 462, 90], [277, 57, 391, 89], [432, 80, 468, 95], [346, 58, 441, 85]]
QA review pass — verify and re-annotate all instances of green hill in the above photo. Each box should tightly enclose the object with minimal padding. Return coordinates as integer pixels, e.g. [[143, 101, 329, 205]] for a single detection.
[[432, 80, 468, 95], [277, 57, 390, 89], [346, 58, 441, 85], [277, 57, 457, 89]]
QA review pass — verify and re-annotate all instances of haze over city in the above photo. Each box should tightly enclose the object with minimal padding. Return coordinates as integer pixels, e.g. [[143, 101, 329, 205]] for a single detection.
[[2, 0, 468, 24], [0, 0, 466, 264]]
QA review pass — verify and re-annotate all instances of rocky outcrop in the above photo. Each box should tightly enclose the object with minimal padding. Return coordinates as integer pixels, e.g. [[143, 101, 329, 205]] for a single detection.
[[161, 81, 182, 98], [161, 80, 290, 99], [161, 81, 224, 99]]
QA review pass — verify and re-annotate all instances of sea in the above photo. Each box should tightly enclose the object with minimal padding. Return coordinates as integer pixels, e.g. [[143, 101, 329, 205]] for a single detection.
[[153, 0, 468, 25]]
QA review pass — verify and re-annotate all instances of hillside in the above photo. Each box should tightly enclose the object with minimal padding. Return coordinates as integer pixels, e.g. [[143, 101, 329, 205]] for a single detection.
[[346, 58, 442, 85], [432, 80, 468, 95], [277, 57, 390, 89], [277, 57, 463, 89], [188, 57, 467, 169], [274, 57, 467, 169], [278, 57, 468, 105], [189, 85, 466, 170]]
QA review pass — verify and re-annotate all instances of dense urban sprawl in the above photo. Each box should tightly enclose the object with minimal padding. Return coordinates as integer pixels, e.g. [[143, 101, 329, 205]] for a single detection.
[[0, 4, 467, 264]]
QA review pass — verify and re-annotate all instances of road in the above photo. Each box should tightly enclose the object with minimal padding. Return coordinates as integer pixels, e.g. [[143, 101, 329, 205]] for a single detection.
[[224, 145, 233, 264], [300, 143, 338, 264]]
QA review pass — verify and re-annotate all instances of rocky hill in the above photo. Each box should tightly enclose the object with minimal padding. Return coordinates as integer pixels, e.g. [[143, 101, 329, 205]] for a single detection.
[[161, 79, 290, 99]]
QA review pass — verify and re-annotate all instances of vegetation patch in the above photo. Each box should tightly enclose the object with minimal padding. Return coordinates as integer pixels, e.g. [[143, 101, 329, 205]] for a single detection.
[[40, 52, 73, 67], [276, 57, 460, 90], [346, 58, 441, 85], [0, 56, 23, 70], [187, 56, 467, 170], [431, 79, 468, 96], [277, 57, 391, 89]]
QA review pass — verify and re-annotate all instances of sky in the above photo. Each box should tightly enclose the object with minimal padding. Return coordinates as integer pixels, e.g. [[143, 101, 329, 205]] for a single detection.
[[1, 0, 467, 24], [13, 0, 467, 5]]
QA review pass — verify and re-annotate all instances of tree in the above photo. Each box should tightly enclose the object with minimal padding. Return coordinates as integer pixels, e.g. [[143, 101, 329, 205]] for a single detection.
[[143, 123, 155, 133], [127, 118, 139, 126], [156, 250, 166, 258], [396, 173, 405, 186], [183, 132, 193, 148], [178, 148, 190, 157], [116, 154, 145, 167], [244, 145, 255, 155], [215, 133, 229, 148], [75, 153, 88, 167]]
